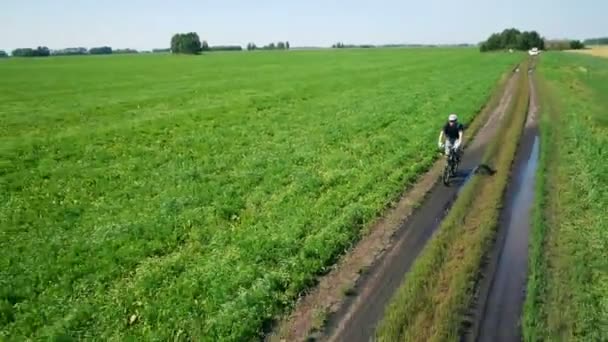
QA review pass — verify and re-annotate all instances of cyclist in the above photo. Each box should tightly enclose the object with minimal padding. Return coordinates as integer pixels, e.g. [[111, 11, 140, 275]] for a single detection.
[[438, 114, 464, 160]]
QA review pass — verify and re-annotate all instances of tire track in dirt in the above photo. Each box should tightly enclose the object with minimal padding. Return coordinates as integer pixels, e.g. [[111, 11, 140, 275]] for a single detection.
[[268, 69, 519, 342], [267, 70, 518, 342], [322, 71, 519, 342], [464, 60, 540, 342]]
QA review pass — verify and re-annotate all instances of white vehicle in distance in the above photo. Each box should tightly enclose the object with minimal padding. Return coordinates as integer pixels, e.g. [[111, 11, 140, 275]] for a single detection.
[[528, 47, 540, 56]]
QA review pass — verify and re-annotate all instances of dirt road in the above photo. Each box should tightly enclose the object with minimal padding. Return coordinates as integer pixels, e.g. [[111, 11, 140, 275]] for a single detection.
[[465, 65, 539, 342], [321, 72, 520, 342]]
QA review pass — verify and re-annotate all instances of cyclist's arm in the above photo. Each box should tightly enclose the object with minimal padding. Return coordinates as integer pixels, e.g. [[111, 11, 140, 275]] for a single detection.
[[438, 130, 444, 145], [458, 129, 463, 144]]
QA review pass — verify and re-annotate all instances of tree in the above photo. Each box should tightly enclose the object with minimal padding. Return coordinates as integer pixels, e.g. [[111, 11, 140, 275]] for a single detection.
[[500, 28, 521, 49], [52, 47, 87, 56], [480, 29, 545, 52], [209, 45, 243, 51], [202, 40, 210, 51], [89, 46, 113, 55], [35, 46, 50, 56], [170, 32, 203, 54], [545, 40, 571, 50], [11, 47, 50, 57], [570, 40, 585, 50], [0, 50, 7, 58], [170, 35, 179, 52], [247, 43, 257, 51], [259, 42, 290, 50], [485, 33, 502, 50], [526, 31, 544, 50], [517, 31, 531, 51], [12, 48, 34, 57], [114, 48, 139, 54]]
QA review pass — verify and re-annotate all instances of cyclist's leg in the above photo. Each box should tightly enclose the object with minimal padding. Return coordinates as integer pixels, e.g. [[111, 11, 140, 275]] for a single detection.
[[444, 139, 454, 157]]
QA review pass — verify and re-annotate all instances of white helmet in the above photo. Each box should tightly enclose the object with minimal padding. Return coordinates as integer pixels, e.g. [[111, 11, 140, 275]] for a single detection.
[[448, 114, 458, 122]]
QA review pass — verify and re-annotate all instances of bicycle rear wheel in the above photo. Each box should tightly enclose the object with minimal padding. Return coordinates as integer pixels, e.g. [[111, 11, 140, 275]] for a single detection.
[[443, 163, 451, 186]]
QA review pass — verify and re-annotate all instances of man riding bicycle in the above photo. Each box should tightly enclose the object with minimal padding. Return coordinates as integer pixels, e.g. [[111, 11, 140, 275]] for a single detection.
[[438, 114, 464, 160]]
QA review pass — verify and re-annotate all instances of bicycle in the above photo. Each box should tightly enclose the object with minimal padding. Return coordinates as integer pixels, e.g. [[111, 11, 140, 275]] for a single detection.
[[442, 146, 460, 186]]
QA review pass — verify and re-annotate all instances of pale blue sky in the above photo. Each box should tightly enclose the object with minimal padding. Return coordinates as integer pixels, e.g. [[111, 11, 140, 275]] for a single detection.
[[0, 0, 605, 51]]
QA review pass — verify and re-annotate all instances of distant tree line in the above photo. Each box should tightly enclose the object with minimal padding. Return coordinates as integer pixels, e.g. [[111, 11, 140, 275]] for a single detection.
[[170, 32, 295, 53], [89, 46, 113, 55], [12, 46, 51, 57], [264, 41, 290, 50], [569, 40, 585, 50], [583, 37, 608, 45], [330, 43, 474, 49], [208, 45, 243, 51], [6, 46, 146, 57], [8, 33, 295, 58], [0, 50, 8, 58], [545, 39, 586, 50], [332, 42, 375, 49], [479, 28, 545, 52], [246, 41, 290, 51], [52, 47, 131, 55], [52, 47, 88, 56], [114, 48, 139, 54]]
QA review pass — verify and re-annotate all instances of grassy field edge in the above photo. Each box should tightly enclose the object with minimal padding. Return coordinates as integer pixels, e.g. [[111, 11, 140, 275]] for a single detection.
[[461, 65, 515, 142], [376, 61, 530, 341], [522, 52, 608, 341], [0, 50, 523, 340]]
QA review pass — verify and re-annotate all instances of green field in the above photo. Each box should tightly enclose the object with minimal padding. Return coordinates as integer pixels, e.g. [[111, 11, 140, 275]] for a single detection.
[[524, 53, 608, 341], [0, 49, 518, 340]]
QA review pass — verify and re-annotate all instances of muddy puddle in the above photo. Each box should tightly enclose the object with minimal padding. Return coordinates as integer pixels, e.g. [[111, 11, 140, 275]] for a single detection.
[[470, 133, 540, 342]]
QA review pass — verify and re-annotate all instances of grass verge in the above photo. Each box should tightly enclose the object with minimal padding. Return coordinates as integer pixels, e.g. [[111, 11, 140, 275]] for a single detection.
[[522, 70, 554, 342], [523, 52, 608, 341], [376, 61, 530, 341]]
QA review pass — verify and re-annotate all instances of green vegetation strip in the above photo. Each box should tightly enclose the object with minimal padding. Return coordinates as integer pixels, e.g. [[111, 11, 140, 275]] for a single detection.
[[523, 53, 608, 341], [376, 61, 530, 341], [0, 50, 519, 340]]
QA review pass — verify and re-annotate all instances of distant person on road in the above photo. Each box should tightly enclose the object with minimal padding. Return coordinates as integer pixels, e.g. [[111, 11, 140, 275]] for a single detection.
[[438, 113, 464, 160]]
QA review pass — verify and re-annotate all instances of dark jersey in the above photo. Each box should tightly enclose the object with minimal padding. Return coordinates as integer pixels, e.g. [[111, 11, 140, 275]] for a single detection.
[[443, 122, 463, 140]]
